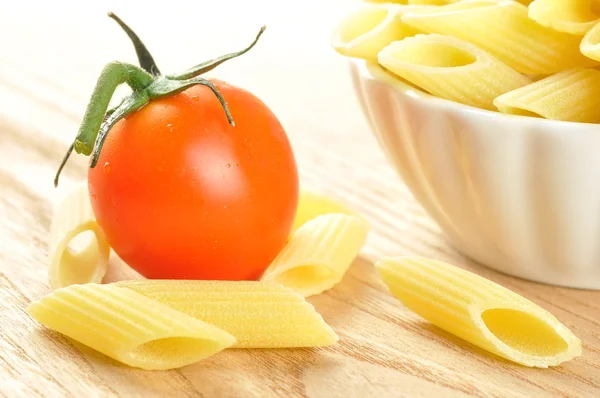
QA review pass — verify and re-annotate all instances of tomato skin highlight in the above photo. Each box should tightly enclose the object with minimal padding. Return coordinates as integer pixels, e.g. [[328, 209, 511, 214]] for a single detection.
[[88, 79, 299, 280]]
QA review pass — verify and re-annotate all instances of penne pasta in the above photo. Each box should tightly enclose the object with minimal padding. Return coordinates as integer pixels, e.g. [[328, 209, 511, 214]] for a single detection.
[[528, 0, 600, 36], [27, 284, 236, 370], [49, 184, 110, 290], [365, 0, 410, 4], [292, 189, 361, 234], [378, 34, 531, 110], [494, 68, 600, 122], [408, 0, 458, 4], [581, 19, 600, 61], [117, 280, 338, 348], [401, 0, 597, 74], [331, 4, 425, 61], [376, 257, 582, 367], [263, 214, 369, 297]]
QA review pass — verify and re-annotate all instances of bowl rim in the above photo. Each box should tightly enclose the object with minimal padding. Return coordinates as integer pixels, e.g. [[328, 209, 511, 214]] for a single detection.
[[352, 58, 600, 132]]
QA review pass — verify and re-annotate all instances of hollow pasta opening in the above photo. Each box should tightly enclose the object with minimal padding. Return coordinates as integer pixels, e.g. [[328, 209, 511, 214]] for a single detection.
[[129, 337, 221, 369], [59, 230, 103, 286], [585, 23, 600, 46], [389, 41, 476, 68], [481, 309, 568, 357], [274, 266, 334, 292], [336, 8, 389, 45]]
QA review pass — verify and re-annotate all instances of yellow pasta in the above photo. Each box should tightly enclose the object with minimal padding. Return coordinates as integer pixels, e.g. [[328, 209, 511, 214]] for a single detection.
[[494, 68, 600, 122], [331, 4, 424, 60], [581, 19, 600, 61], [27, 284, 236, 370], [117, 280, 338, 348], [378, 34, 531, 110], [292, 189, 361, 234], [401, 0, 597, 74], [529, 0, 600, 35], [376, 257, 582, 367], [408, 0, 457, 4], [49, 184, 110, 290], [365, 0, 409, 4], [263, 214, 369, 297]]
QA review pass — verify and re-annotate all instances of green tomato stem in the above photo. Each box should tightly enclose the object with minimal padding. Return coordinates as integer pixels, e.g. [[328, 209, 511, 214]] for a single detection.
[[107, 12, 161, 76], [55, 22, 267, 187], [74, 61, 153, 156], [53, 143, 74, 187], [167, 26, 266, 81]]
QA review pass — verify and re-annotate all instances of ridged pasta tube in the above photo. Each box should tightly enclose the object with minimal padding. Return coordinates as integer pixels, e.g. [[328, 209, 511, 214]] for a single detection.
[[263, 214, 369, 296], [27, 284, 236, 370], [401, 0, 597, 74], [378, 34, 531, 110], [117, 280, 338, 348], [529, 0, 600, 36], [494, 68, 600, 122], [376, 257, 582, 367], [331, 4, 424, 60], [49, 184, 109, 289]]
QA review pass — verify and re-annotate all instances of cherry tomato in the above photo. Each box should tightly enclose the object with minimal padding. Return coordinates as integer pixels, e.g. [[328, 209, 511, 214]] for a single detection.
[[88, 79, 299, 280]]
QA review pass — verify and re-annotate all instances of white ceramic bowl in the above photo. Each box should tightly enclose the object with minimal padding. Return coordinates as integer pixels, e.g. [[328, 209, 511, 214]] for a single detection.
[[351, 59, 600, 290]]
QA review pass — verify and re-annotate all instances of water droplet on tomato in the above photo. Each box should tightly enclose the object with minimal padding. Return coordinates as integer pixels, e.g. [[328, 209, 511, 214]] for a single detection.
[[226, 163, 231, 168], [104, 162, 111, 175], [192, 96, 199, 101]]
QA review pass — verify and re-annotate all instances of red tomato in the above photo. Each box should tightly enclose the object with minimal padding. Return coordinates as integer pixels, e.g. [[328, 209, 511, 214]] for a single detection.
[[88, 79, 299, 280]]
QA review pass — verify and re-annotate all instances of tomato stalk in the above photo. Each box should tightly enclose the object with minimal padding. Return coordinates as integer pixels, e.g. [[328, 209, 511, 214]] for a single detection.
[[54, 13, 266, 187], [107, 12, 161, 76]]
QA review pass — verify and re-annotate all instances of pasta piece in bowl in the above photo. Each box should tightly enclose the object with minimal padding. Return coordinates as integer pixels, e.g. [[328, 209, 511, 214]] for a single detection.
[[331, 4, 424, 60], [528, 0, 600, 35], [494, 68, 600, 122], [580, 19, 600, 61], [376, 257, 582, 367], [263, 214, 369, 296], [400, 0, 597, 74], [377, 34, 531, 110], [27, 284, 236, 370], [49, 184, 110, 290], [408, 0, 458, 4], [117, 280, 338, 348]]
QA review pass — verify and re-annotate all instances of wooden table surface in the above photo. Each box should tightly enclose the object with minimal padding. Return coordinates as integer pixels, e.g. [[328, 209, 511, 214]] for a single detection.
[[1, 1, 599, 397]]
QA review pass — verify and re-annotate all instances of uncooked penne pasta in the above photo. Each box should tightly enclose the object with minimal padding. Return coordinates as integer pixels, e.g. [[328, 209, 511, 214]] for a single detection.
[[292, 190, 361, 234], [581, 20, 600, 61], [49, 184, 110, 290], [401, 0, 597, 74], [365, 0, 409, 4], [263, 214, 369, 297], [378, 34, 531, 110], [408, 0, 458, 4], [117, 280, 338, 348], [494, 68, 600, 122], [27, 284, 236, 370], [331, 4, 424, 60], [376, 257, 582, 367], [528, 0, 600, 35]]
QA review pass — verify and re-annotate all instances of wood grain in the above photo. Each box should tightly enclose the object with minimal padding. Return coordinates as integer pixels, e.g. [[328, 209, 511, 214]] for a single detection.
[[1, 1, 599, 397]]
